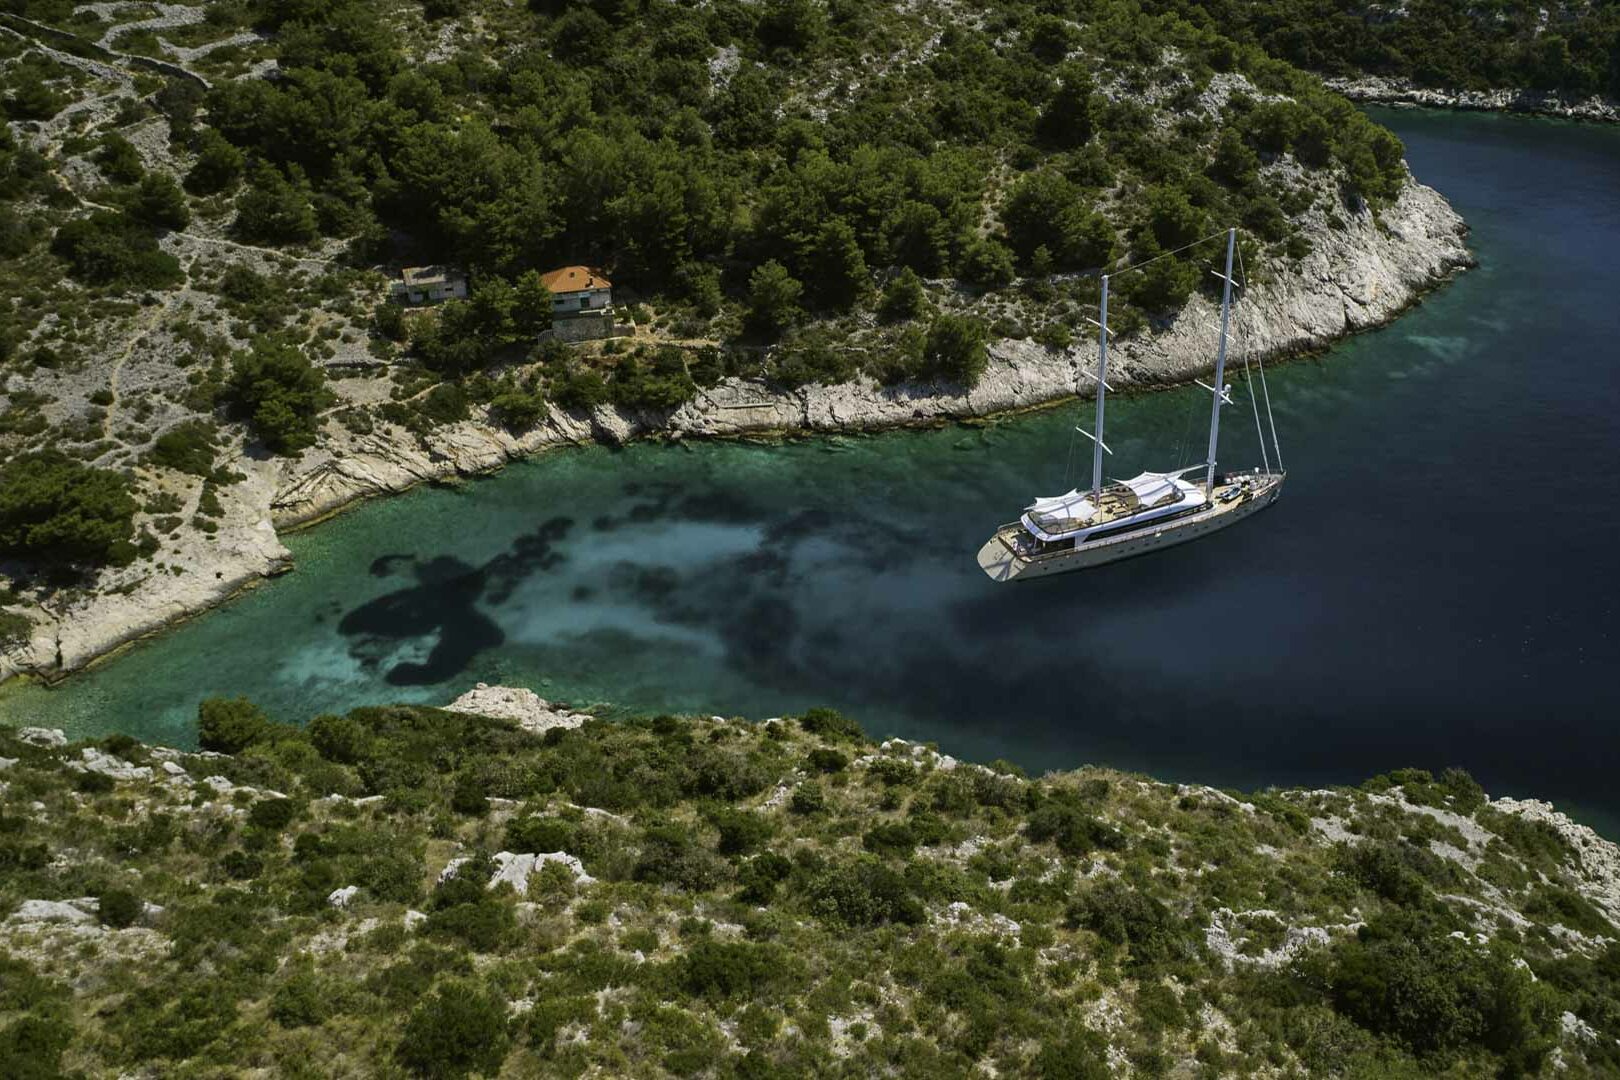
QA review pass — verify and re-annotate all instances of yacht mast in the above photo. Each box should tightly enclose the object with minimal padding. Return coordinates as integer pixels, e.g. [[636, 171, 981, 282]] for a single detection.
[[1091, 274, 1110, 497], [1204, 228, 1236, 492]]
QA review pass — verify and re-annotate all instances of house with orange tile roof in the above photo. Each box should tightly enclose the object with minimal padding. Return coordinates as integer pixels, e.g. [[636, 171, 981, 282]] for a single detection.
[[540, 266, 612, 317]]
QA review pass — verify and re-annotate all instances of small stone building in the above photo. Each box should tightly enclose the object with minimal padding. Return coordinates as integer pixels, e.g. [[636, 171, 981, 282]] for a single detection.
[[540, 266, 613, 316], [392, 265, 468, 305]]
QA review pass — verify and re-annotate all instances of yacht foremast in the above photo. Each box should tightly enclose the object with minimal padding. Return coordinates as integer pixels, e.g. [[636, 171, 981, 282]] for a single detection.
[[1205, 227, 1237, 493]]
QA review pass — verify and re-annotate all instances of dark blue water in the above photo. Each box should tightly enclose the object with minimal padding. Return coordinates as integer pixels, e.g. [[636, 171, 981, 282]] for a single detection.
[[5, 109, 1618, 830]]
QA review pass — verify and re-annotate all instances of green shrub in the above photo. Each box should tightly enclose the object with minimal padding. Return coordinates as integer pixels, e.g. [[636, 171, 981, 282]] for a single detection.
[[735, 851, 792, 904], [0, 609, 31, 647], [126, 173, 190, 230], [789, 783, 827, 815], [770, 335, 858, 388], [711, 808, 773, 856], [1336, 839, 1446, 907], [51, 211, 182, 289], [185, 128, 245, 194], [504, 815, 576, 853], [958, 236, 1015, 288], [1523, 883, 1615, 937], [418, 383, 470, 426], [76, 770, 116, 794], [222, 850, 263, 879], [0, 1013, 74, 1080], [1026, 798, 1125, 856], [197, 696, 274, 753], [1031, 1027, 1110, 1078], [3, 73, 65, 121], [863, 821, 917, 858], [396, 979, 511, 1078], [0, 452, 137, 567], [308, 712, 370, 763], [1328, 911, 1557, 1070], [549, 360, 611, 411], [248, 797, 297, 831], [425, 896, 516, 953], [807, 747, 847, 773], [96, 134, 144, 184], [270, 968, 331, 1028], [878, 268, 927, 321], [680, 940, 783, 1000], [798, 707, 863, 741], [449, 771, 488, 816], [116, 982, 238, 1062], [490, 388, 546, 430], [97, 888, 142, 928], [224, 340, 333, 454], [806, 856, 925, 927], [745, 260, 803, 338], [608, 347, 697, 412], [147, 421, 217, 476], [922, 314, 989, 384], [636, 824, 728, 891], [1067, 881, 1192, 973], [234, 162, 318, 245]]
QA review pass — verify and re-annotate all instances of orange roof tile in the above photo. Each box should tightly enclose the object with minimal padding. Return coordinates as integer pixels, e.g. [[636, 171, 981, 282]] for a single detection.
[[540, 266, 611, 294]]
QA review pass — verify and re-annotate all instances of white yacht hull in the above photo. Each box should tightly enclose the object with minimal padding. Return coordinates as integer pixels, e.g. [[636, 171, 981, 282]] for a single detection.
[[976, 472, 1285, 582]]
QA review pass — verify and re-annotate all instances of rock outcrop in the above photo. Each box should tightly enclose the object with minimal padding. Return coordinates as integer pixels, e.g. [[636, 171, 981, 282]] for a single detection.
[[1325, 76, 1620, 124], [0, 175, 1470, 687], [443, 684, 589, 735]]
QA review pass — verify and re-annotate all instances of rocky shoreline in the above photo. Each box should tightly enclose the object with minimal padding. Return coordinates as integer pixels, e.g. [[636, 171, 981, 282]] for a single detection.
[[1325, 75, 1620, 124], [0, 174, 1472, 687]]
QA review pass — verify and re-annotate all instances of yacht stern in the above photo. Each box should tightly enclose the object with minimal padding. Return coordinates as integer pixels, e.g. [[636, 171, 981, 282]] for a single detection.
[[976, 531, 1026, 582]]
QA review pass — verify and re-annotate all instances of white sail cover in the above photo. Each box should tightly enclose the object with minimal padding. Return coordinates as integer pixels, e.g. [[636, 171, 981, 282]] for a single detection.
[[1121, 471, 1180, 506], [1025, 489, 1097, 524]]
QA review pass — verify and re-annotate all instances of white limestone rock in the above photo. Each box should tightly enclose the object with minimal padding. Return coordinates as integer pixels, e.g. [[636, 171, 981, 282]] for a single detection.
[[1204, 908, 1363, 971], [439, 851, 595, 896], [404, 909, 428, 931], [487, 851, 595, 896], [937, 900, 1021, 938], [328, 885, 360, 909], [443, 684, 587, 735], [17, 728, 67, 748], [9, 899, 98, 925], [73, 748, 153, 782]]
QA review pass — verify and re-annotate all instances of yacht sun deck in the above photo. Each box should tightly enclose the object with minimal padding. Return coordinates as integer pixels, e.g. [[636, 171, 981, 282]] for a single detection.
[[1020, 471, 1207, 543]]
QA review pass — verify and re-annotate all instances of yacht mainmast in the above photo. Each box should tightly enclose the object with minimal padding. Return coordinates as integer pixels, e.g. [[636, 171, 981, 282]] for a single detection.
[[1204, 227, 1237, 492], [1091, 274, 1110, 497]]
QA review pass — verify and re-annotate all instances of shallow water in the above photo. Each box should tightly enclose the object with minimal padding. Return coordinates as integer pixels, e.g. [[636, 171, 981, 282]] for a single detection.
[[6, 109, 1618, 830]]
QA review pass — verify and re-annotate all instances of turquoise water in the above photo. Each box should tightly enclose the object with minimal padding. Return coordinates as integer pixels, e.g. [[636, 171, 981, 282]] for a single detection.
[[4, 109, 1618, 829]]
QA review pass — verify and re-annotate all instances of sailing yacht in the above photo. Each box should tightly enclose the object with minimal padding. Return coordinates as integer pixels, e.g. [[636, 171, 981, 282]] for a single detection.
[[977, 228, 1285, 582]]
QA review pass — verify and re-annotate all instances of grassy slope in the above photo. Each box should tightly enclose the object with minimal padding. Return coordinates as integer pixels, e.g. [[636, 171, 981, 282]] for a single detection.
[[2, 704, 1617, 1078]]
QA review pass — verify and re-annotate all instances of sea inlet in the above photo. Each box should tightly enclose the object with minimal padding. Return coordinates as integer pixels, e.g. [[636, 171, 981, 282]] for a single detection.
[[5, 109, 1617, 831]]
